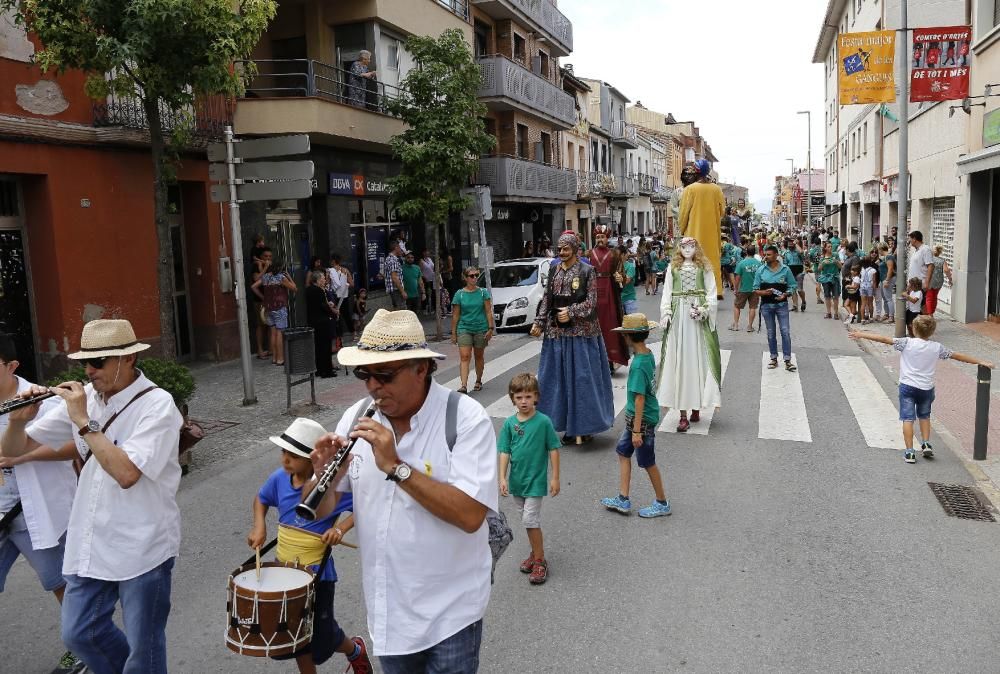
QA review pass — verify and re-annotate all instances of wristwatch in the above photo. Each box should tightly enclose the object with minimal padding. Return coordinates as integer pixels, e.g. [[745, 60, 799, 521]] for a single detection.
[[78, 420, 100, 437], [386, 461, 412, 483]]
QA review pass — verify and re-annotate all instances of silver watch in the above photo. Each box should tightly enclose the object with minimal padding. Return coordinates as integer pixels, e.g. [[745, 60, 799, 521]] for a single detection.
[[386, 462, 412, 483]]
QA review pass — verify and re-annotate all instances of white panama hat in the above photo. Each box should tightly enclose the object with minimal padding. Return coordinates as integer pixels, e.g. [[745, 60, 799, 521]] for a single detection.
[[336, 309, 445, 367], [67, 319, 151, 360], [269, 417, 327, 459]]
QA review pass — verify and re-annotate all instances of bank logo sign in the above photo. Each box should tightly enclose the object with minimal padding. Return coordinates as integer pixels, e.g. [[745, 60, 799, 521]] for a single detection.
[[328, 173, 391, 197]]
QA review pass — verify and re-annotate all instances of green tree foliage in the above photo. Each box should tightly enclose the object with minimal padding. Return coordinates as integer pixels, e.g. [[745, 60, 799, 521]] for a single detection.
[[2, 0, 276, 358], [388, 28, 495, 338], [47, 357, 195, 407]]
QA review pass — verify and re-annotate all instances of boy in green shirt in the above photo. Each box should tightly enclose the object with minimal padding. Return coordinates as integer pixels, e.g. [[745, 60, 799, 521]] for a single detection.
[[600, 313, 671, 518], [498, 373, 561, 585], [732, 245, 762, 332], [402, 252, 424, 312]]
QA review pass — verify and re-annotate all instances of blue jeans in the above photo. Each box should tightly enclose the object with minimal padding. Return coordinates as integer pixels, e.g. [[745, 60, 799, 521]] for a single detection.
[[61, 557, 174, 674], [379, 619, 482, 674], [760, 301, 792, 361], [622, 299, 639, 314]]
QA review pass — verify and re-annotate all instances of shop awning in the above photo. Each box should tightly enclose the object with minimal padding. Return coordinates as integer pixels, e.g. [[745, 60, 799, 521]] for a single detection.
[[957, 144, 1000, 176]]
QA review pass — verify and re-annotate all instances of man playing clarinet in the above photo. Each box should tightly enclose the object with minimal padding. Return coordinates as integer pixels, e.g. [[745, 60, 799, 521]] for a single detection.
[[3, 319, 182, 674]]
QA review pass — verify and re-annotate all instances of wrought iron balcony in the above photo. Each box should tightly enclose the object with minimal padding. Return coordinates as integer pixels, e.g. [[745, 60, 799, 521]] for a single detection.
[[478, 55, 576, 128], [610, 120, 638, 148], [93, 93, 233, 145], [433, 0, 470, 20], [477, 156, 576, 201], [633, 173, 656, 195], [471, 0, 573, 56], [576, 170, 619, 198], [609, 174, 639, 197]]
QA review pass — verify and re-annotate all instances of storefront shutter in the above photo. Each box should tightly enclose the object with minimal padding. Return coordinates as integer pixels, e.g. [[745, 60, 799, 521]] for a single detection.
[[931, 196, 955, 304]]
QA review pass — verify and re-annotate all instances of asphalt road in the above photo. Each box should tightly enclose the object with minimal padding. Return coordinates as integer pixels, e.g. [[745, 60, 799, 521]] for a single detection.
[[4, 285, 1000, 673]]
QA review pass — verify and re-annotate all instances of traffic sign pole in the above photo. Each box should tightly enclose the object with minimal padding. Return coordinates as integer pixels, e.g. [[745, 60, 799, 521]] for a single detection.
[[225, 125, 257, 405]]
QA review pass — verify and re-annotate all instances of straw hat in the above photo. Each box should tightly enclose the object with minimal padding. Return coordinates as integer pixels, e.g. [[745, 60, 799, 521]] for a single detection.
[[336, 309, 445, 367], [269, 418, 327, 459], [67, 319, 151, 359], [613, 313, 659, 332]]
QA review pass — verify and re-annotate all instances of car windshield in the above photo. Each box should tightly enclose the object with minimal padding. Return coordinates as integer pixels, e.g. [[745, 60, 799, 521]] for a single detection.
[[481, 265, 539, 288]]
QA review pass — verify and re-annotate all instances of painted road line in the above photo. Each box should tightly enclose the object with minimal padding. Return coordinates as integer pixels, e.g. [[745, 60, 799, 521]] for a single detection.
[[829, 355, 905, 450], [440, 339, 542, 391], [758, 351, 812, 443], [657, 350, 732, 435]]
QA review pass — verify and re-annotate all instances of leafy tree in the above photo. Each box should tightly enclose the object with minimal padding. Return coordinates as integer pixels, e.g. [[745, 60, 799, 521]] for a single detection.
[[2, 0, 276, 357], [388, 28, 495, 339]]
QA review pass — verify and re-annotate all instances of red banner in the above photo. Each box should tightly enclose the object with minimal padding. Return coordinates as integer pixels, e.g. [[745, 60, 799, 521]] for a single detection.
[[910, 26, 971, 102]]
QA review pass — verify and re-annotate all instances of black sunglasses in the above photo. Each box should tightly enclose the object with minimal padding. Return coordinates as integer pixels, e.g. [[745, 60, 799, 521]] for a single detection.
[[466, 273, 479, 278], [353, 363, 410, 385], [82, 357, 109, 370]]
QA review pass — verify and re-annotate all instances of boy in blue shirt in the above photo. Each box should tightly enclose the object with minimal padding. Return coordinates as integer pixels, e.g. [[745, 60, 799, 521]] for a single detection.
[[498, 373, 561, 585], [247, 418, 371, 673], [600, 313, 671, 518]]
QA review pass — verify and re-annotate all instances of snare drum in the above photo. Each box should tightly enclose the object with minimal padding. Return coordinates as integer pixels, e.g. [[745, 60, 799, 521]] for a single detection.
[[225, 561, 316, 657]]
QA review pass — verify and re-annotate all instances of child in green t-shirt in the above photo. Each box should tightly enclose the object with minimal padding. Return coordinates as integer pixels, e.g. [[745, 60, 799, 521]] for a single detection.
[[498, 373, 560, 585], [600, 313, 671, 519]]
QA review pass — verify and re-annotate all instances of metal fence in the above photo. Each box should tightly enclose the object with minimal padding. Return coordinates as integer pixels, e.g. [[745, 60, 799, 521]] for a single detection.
[[473, 0, 573, 53], [435, 0, 470, 19], [238, 59, 406, 116], [610, 120, 638, 145], [477, 156, 576, 201], [478, 55, 575, 127], [92, 93, 233, 145], [575, 170, 619, 197]]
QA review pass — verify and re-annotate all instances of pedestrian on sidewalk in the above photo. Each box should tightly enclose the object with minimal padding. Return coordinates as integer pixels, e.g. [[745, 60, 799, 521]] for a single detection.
[[497, 373, 560, 585], [252, 252, 297, 367], [808, 235, 824, 306], [817, 242, 842, 319], [620, 247, 639, 315], [419, 249, 436, 315], [843, 262, 862, 325], [849, 316, 994, 464], [906, 230, 934, 308], [247, 418, 371, 673], [925, 245, 952, 316], [859, 258, 877, 323], [384, 240, 406, 309], [451, 267, 494, 394], [782, 239, 806, 312], [902, 277, 924, 337], [306, 271, 338, 378], [328, 254, 354, 346], [877, 243, 896, 323], [402, 252, 425, 313], [732, 244, 761, 332], [601, 313, 671, 518], [753, 244, 798, 372]]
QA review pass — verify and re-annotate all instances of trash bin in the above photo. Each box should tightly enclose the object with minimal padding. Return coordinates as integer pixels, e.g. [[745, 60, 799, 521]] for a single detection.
[[284, 327, 316, 375]]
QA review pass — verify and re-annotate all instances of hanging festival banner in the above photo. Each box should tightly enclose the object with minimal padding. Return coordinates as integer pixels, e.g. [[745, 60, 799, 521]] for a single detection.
[[910, 26, 971, 103], [838, 30, 896, 105]]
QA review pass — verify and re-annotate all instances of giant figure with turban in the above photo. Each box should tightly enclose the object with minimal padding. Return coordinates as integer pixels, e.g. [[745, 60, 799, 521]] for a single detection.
[[679, 159, 727, 299], [530, 231, 615, 444], [589, 224, 628, 370]]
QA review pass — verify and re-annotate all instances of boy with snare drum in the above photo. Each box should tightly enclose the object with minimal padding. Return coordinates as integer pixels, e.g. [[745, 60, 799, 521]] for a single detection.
[[247, 418, 372, 674]]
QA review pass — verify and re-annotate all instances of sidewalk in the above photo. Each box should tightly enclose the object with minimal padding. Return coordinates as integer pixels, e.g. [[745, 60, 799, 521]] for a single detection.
[[843, 310, 1000, 488], [181, 311, 464, 473]]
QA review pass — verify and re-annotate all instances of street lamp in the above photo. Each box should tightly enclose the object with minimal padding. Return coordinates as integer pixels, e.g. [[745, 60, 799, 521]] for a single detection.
[[797, 111, 812, 231]]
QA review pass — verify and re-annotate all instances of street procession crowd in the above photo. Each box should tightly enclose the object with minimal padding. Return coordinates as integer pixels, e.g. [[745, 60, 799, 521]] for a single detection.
[[0, 159, 994, 674]]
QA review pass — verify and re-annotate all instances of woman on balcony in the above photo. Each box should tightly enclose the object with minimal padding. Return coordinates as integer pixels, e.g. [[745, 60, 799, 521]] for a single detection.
[[348, 51, 377, 108]]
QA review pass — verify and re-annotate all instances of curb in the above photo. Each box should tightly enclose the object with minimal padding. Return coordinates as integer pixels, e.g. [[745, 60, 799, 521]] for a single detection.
[[848, 323, 1000, 510]]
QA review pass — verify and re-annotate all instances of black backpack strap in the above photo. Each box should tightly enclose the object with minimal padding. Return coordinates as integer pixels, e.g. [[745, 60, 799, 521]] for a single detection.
[[445, 390, 460, 452]]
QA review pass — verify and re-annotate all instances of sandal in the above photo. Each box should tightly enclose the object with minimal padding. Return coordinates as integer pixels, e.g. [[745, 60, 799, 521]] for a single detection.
[[457, 386, 468, 394], [728, 324, 737, 331], [785, 360, 797, 372], [473, 381, 483, 392], [767, 359, 779, 369], [747, 326, 755, 333]]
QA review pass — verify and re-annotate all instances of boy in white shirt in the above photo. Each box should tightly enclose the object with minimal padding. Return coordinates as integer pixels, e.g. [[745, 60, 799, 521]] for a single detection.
[[850, 316, 994, 463]]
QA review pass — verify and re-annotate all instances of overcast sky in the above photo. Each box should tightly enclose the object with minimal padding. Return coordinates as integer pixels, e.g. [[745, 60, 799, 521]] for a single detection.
[[560, 0, 828, 211]]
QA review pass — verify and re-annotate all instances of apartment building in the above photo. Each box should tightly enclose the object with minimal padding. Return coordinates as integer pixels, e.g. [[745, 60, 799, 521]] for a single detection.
[[471, 0, 576, 262], [955, 0, 1000, 322], [1, 9, 233, 376], [814, 0, 972, 319]]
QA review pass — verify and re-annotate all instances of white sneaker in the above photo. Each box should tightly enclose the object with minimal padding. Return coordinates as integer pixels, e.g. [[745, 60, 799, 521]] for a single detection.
[[843, 315, 854, 325]]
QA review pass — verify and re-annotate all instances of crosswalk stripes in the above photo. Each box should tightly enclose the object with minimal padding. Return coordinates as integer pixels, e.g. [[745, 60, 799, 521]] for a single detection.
[[657, 350, 732, 435], [829, 355, 906, 450], [758, 352, 812, 443], [440, 340, 542, 391]]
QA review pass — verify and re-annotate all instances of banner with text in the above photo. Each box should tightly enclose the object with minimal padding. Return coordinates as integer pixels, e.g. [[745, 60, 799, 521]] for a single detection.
[[910, 26, 971, 102], [838, 30, 896, 105]]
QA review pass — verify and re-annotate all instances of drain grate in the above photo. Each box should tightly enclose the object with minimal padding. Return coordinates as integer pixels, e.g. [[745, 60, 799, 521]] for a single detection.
[[927, 483, 996, 522]]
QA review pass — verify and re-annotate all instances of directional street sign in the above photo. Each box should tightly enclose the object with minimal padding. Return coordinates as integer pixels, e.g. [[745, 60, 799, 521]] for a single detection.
[[207, 134, 310, 162], [209, 160, 314, 182], [210, 179, 313, 204]]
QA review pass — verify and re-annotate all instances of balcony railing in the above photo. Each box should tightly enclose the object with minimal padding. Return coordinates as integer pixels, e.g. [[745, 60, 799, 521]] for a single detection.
[[478, 55, 575, 128], [471, 0, 573, 55], [575, 170, 619, 197], [477, 156, 576, 201], [434, 0, 470, 19], [93, 93, 233, 145], [633, 173, 656, 194], [610, 120, 638, 147], [610, 174, 639, 197], [238, 59, 405, 116]]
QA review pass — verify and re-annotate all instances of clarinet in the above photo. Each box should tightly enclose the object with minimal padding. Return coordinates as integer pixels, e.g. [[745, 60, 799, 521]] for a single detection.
[[0, 391, 57, 417], [295, 399, 380, 521]]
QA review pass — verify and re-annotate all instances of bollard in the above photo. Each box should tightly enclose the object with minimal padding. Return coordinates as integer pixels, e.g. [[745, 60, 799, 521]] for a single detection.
[[973, 364, 991, 461]]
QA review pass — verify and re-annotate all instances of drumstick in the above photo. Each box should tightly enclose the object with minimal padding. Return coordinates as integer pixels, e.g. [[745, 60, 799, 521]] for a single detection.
[[338, 541, 359, 550], [255, 546, 261, 581]]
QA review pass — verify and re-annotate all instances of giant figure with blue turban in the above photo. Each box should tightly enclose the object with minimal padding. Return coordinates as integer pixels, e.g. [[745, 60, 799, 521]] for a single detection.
[[679, 159, 727, 299]]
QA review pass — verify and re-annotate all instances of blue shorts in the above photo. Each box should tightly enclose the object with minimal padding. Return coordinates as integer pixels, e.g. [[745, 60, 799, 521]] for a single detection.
[[622, 299, 639, 314], [266, 307, 289, 330], [616, 417, 657, 468], [899, 383, 935, 421], [0, 516, 66, 593]]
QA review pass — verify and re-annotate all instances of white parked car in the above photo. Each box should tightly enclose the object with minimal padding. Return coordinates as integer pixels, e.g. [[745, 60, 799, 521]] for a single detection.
[[480, 257, 552, 331]]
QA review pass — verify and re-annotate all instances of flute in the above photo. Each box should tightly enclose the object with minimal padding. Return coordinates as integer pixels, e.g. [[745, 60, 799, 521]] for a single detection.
[[295, 399, 380, 521], [0, 390, 58, 417]]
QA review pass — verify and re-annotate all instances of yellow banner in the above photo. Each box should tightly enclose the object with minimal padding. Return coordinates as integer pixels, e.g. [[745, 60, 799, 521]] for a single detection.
[[838, 30, 896, 105]]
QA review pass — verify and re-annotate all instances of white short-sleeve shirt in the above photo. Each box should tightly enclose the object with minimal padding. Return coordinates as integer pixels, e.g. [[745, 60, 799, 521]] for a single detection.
[[894, 337, 953, 390], [25, 371, 182, 580], [336, 382, 498, 656], [907, 244, 933, 281]]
